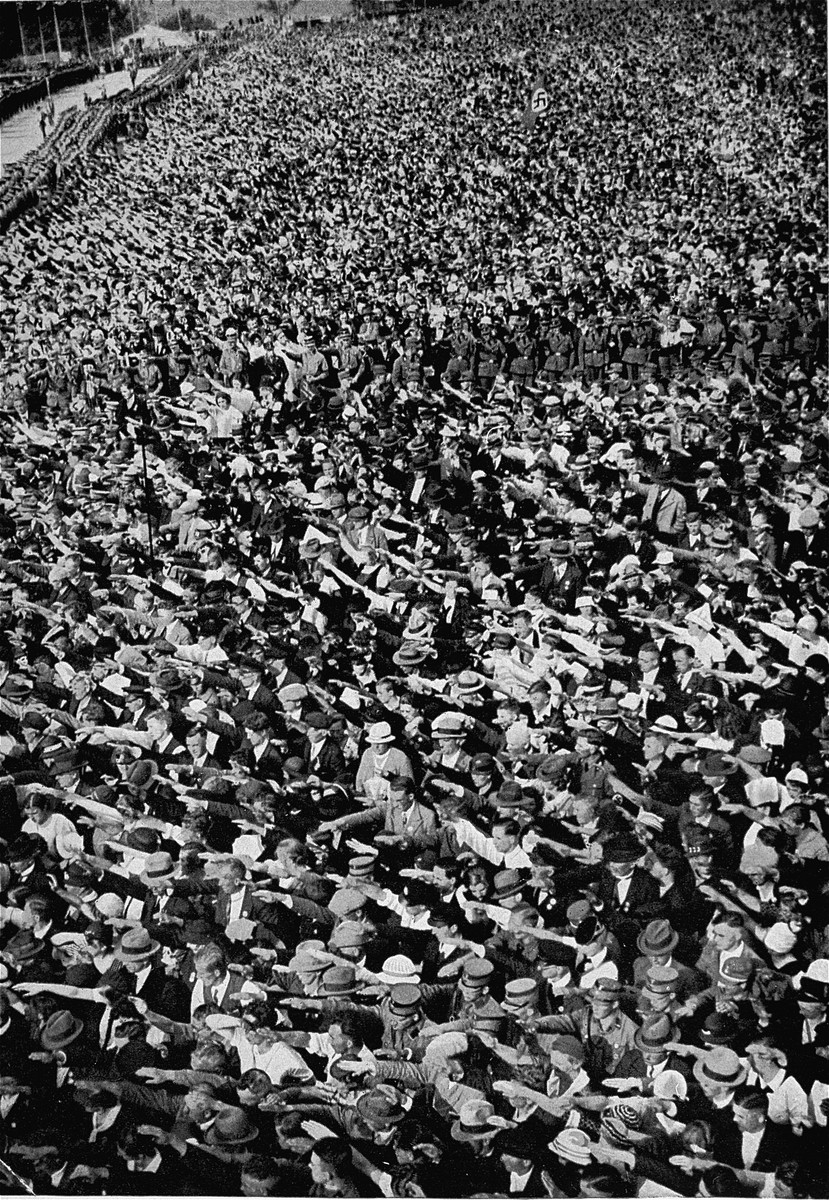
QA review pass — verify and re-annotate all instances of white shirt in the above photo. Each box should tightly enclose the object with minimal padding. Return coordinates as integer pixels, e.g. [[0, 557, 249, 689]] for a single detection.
[[615, 873, 634, 904], [741, 1126, 765, 1169], [747, 1067, 810, 1127], [305, 1030, 378, 1081], [509, 1169, 534, 1193], [579, 946, 618, 991], [90, 1104, 122, 1142]]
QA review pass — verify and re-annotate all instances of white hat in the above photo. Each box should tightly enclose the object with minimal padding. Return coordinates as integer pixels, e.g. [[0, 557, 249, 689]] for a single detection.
[[652, 1069, 688, 1104], [50, 932, 86, 949], [801, 960, 829, 985], [367, 721, 395, 745], [785, 767, 809, 785], [654, 551, 674, 566], [378, 955, 421, 985], [688, 603, 714, 632], [424, 1032, 468, 1064], [94, 893, 124, 919], [761, 922, 797, 956]]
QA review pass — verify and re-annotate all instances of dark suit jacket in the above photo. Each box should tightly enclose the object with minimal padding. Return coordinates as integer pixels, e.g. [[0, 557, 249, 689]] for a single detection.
[[713, 1118, 796, 1173], [300, 735, 351, 785], [99, 963, 191, 1023], [596, 867, 662, 926]]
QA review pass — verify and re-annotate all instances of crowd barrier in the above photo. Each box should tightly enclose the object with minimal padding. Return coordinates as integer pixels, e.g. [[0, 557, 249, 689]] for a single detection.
[[0, 28, 255, 236]]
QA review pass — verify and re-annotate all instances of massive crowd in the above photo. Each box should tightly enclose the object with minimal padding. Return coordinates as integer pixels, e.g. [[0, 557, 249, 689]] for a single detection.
[[0, 0, 826, 1194]]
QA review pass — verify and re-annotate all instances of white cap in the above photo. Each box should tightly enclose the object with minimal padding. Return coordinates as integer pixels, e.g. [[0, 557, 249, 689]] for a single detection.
[[762, 922, 797, 956], [95, 893, 124, 918]]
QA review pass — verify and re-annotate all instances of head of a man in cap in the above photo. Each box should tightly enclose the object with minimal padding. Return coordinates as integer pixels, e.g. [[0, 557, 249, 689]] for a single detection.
[[590, 978, 622, 1021]]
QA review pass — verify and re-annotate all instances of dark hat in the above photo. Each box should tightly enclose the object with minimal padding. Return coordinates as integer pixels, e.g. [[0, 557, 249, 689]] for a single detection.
[[470, 752, 496, 773], [4, 929, 46, 963], [492, 869, 527, 901], [125, 827, 159, 854], [321, 965, 357, 996], [205, 1107, 259, 1146], [536, 940, 577, 970], [637, 919, 679, 957], [355, 1087, 407, 1126], [495, 782, 529, 811], [304, 711, 331, 731], [683, 827, 717, 857], [461, 959, 494, 988], [574, 916, 603, 945], [183, 918, 219, 946], [590, 978, 622, 1000], [503, 977, 539, 1009], [41, 1010, 84, 1051], [8, 834, 43, 865], [700, 753, 738, 777], [115, 928, 160, 962], [389, 983, 422, 1015], [603, 833, 644, 864], [700, 1012, 740, 1046], [347, 855, 376, 879], [469, 995, 507, 1029], [634, 1013, 672, 1051]]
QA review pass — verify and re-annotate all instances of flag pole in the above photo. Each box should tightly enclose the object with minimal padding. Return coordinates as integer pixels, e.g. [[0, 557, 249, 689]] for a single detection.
[[52, 1, 64, 59]]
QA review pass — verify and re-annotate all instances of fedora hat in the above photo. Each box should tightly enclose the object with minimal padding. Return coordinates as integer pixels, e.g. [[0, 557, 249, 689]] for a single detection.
[[321, 965, 357, 996], [692, 1047, 747, 1091], [637, 919, 679, 957], [356, 1086, 408, 1126], [115, 928, 160, 963], [41, 1010, 84, 1052], [139, 851, 176, 887], [205, 1107, 259, 1146], [451, 1100, 504, 1143], [392, 643, 431, 667], [366, 721, 395, 745], [634, 1013, 673, 1051], [455, 671, 486, 696], [603, 833, 644, 865], [492, 869, 528, 901], [796, 959, 829, 1003], [4, 930, 46, 963]]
